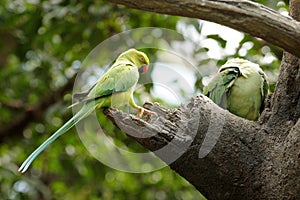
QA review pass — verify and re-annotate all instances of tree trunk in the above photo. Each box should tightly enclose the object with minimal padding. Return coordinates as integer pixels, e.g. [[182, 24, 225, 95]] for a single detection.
[[106, 0, 300, 199]]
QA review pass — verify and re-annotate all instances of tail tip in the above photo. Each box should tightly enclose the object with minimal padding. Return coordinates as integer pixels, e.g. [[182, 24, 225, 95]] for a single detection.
[[18, 164, 28, 173]]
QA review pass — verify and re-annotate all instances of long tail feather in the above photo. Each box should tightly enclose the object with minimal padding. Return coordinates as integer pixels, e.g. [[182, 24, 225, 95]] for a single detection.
[[18, 103, 97, 173]]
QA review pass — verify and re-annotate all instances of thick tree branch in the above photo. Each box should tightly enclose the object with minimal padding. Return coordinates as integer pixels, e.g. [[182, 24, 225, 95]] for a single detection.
[[106, 96, 300, 199], [258, 2, 300, 196], [106, 96, 266, 199], [259, 118, 300, 198], [0, 76, 76, 141], [267, 0, 300, 130], [268, 52, 300, 129], [108, 0, 300, 58]]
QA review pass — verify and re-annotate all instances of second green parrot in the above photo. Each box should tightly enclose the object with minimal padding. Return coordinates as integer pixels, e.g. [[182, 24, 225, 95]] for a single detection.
[[19, 48, 152, 173], [203, 58, 268, 121]]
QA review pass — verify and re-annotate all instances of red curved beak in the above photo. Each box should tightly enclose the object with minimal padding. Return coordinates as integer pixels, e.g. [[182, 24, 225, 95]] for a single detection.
[[139, 64, 148, 74]]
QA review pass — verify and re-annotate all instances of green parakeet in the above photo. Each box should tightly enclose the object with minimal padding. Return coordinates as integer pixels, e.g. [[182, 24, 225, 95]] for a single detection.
[[19, 48, 152, 173], [203, 58, 268, 121]]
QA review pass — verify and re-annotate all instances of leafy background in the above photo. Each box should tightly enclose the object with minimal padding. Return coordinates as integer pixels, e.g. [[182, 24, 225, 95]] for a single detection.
[[0, 0, 288, 199]]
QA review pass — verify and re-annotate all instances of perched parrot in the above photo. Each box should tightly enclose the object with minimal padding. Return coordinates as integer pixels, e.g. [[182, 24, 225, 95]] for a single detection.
[[19, 48, 153, 173], [203, 58, 268, 121]]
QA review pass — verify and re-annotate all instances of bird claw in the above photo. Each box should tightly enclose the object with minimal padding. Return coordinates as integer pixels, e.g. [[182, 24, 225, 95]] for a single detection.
[[137, 106, 155, 118]]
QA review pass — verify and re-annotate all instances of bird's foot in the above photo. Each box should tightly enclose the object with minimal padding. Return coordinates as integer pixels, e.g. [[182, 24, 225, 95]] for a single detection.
[[137, 106, 155, 118]]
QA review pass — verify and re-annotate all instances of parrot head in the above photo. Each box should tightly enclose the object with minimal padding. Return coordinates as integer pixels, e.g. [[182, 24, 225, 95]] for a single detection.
[[219, 58, 263, 78], [117, 48, 150, 74]]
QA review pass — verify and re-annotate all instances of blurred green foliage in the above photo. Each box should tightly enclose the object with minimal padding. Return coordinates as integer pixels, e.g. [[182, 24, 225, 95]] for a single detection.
[[0, 0, 287, 199]]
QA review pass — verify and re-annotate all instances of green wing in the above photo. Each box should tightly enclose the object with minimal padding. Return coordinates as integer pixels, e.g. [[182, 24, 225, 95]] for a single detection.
[[203, 67, 240, 107], [76, 62, 139, 104]]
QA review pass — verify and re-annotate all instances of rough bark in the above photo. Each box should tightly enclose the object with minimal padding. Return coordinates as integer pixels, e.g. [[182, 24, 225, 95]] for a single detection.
[[258, 0, 300, 198], [268, 0, 300, 128], [106, 0, 300, 199], [108, 0, 300, 58], [106, 98, 264, 199], [106, 94, 299, 199]]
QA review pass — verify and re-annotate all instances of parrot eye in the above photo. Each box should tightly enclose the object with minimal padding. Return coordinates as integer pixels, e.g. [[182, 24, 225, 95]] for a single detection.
[[140, 57, 145, 62]]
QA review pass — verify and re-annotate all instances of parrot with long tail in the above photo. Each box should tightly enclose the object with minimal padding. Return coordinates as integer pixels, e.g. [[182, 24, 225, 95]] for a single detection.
[[19, 48, 153, 173]]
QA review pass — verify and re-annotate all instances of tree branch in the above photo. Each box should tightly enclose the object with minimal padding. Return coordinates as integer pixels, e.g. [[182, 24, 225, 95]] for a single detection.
[[267, 0, 300, 130], [108, 0, 300, 58], [105, 96, 265, 199], [0, 76, 76, 142], [106, 96, 300, 199]]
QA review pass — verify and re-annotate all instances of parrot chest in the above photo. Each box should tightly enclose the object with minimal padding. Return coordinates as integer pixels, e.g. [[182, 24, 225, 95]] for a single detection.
[[226, 73, 263, 120], [110, 85, 136, 109]]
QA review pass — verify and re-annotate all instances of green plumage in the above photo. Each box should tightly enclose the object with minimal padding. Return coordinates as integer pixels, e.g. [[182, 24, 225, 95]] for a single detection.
[[203, 58, 268, 121], [19, 48, 150, 173]]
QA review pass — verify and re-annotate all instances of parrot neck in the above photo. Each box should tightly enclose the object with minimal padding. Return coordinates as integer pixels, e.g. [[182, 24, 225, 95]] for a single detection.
[[116, 57, 134, 65], [114, 58, 135, 67]]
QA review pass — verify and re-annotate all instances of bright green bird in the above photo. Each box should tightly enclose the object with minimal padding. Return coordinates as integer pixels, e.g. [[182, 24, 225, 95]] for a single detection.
[[203, 58, 268, 121], [19, 48, 153, 173]]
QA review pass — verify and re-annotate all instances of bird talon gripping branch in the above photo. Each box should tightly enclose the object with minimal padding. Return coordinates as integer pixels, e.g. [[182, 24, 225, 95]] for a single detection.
[[136, 106, 155, 118]]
